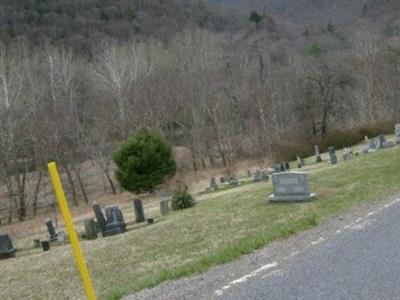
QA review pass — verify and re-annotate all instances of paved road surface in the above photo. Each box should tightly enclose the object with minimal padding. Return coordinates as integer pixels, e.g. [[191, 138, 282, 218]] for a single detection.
[[126, 197, 400, 300], [219, 199, 400, 300]]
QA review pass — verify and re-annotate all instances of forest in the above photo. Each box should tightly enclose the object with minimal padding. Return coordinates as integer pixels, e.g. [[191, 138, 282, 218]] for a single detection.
[[1, 0, 400, 223]]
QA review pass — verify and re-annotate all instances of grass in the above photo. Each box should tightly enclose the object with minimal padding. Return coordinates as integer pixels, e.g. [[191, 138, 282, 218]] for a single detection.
[[1, 145, 400, 300]]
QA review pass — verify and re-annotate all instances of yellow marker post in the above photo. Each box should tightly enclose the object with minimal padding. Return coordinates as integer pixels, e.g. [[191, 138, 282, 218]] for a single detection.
[[47, 162, 96, 300]]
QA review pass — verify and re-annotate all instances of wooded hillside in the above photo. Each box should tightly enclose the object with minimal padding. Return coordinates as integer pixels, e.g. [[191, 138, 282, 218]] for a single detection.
[[1, 0, 400, 223]]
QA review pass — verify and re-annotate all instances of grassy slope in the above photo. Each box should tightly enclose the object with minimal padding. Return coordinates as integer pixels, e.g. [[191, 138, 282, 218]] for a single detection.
[[1, 146, 399, 300]]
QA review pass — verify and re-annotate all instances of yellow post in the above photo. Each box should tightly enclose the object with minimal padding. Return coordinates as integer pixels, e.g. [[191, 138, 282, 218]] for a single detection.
[[47, 162, 96, 300]]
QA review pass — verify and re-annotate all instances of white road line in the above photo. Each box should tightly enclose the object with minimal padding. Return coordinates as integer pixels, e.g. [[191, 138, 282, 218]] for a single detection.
[[311, 237, 325, 245], [215, 262, 278, 296]]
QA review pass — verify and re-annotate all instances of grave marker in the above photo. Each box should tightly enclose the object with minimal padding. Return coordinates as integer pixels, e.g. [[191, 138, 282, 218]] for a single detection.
[[83, 218, 98, 240], [103, 205, 126, 236], [46, 219, 58, 241], [315, 145, 322, 162], [268, 172, 316, 203], [133, 199, 145, 223], [0, 234, 16, 259], [328, 146, 338, 165], [160, 198, 170, 216]]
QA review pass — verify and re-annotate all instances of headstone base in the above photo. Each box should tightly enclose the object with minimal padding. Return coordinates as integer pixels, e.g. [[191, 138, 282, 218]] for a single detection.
[[267, 193, 317, 203], [382, 140, 396, 148]]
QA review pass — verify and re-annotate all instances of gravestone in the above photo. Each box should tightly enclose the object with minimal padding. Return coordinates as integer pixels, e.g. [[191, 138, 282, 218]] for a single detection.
[[0, 234, 16, 259], [253, 170, 263, 182], [41, 240, 50, 252], [261, 171, 269, 181], [220, 177, 226, 184], [366, 134, 386, 152], [228, 176, 239, 186], [210, 177, 218, 190], [297, 156, 305, 168], [92, 202, 107, 233], [33, 239, 41, 248], [103, 205, 127, 236], [268, 172, 316, 203], [83, 218, 98, 240], [247, 170, 252, 177], [133, 199, 145, 223], [396, 124, 400, 144], [46, 219, 58, 241], [315, 145, 322, 162], [342, 147, 353, 160], [382, 140, 395, 148], [328, 146, 338, 165], [160, 198, 170, 216]]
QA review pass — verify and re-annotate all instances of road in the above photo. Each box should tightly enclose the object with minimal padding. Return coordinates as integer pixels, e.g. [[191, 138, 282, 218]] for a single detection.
[[126, 196, 400, 300]]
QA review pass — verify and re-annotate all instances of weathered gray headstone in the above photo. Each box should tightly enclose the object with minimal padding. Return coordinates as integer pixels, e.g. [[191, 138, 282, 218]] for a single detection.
[[342, 147, 353, 160], [315, 145, 322, 162], [253, 170, 263, 182], [395, 124, 400, 144], [228, 176, 239, 186], [46, 219, 58, 241], [133, 199, 145, 223], [104, 205, 127, 236], [247, 170, 252, 177], [268, 172, 316, 203], [83, 218, 98, 240], [210, 177, 218, 190], [92, 202, 107, 233], [382, 140, 395, 148], [367, 134, 386, 152], [297, 156, 305, 168], [160, 198, 170, 216], [0, 234, 16, 259], [328, 146, 337, 165], [261, 171, 269, 181]]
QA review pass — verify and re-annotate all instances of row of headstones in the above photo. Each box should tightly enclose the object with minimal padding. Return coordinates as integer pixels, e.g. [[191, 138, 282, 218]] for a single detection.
[[268, 124, 400, 203], [84, 198, 171, 240]]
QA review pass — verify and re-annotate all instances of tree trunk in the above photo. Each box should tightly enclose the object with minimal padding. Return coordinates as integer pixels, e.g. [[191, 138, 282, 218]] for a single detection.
[[32, 170, 43, 216], [62, 163, 78, 206]]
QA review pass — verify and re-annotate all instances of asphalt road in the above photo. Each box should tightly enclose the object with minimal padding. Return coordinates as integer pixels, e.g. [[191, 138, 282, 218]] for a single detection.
[[219, 199, 400, 300], [126, 197, 400, 300]]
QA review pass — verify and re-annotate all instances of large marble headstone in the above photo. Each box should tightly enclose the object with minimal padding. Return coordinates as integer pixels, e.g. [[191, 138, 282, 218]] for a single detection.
[[268, 172, 316, 203], [0, 234, 16, 259], [328, 146, 337, 165], [315, 145, 322, 162], [103, 205, 127, 236]]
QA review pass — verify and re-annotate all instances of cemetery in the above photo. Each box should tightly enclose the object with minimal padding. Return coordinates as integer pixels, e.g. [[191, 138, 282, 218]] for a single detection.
[[1, 129, 400, 300]]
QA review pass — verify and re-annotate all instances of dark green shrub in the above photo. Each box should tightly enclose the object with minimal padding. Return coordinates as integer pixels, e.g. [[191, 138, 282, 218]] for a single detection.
[[113, 128, 177, 194], [171, 187, 195, 211]]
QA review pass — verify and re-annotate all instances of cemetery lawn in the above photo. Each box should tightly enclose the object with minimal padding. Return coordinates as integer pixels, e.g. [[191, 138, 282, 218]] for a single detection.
[[2, 147, 400, 300]]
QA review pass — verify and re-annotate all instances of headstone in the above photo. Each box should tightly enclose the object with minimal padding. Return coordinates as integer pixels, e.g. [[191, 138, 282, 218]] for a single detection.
[[228, 176, 239, 186], [33, 239, 41, 248], [315, 145, 322, 162], [342, 147, 353, 160], [261, 171, 269, 181], [147, 218, 154, 224], [220, 177, 226, 184], [285, 162, 290, 170], [253, 170, 263, 182], [382, 140, 395, 148], [57, 230, 66, 242], [46, 219, 58, 241], [395, 124, 400, 144], [41, 240, 50, 252], [160, 198, 170, 216], [103, 205, 127, 236], [83, 218, 98, 240], [297, 156, 305, 168], [210, 177, 218, 190], [268, 172, 316, 203], [328, 146, 337, 165], [133, 199, 145, 223], [247, 170, 252, 177], [0, 234, 16, 259], [92, 202, 107, 233], [367, 134, 386, 152]]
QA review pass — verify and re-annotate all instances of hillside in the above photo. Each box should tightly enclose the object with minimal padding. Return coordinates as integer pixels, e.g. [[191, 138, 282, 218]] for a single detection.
[[1, 142, 400, 299]]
